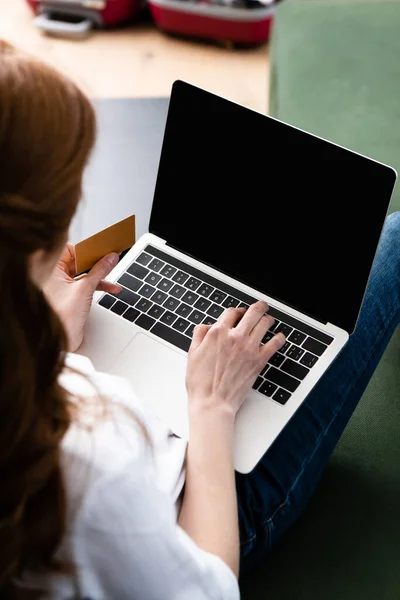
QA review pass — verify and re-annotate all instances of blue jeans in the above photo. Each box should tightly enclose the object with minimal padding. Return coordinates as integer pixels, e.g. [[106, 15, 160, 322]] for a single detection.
[[237, 211, 400, 575]]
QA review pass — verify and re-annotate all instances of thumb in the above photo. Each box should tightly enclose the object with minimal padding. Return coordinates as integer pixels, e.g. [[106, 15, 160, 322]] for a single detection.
[[189, 324, 212, 352], [85, 253, 119, 291]]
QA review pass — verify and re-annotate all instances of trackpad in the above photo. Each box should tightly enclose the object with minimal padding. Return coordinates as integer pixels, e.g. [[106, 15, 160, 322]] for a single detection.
[[109, 333, 189, 439]]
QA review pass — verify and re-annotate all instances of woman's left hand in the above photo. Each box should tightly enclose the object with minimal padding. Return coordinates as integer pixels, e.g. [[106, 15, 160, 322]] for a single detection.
[[43, 243, 121, 352]]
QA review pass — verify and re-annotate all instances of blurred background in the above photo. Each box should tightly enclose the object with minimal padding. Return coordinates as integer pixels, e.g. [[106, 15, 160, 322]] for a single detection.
[[0, 0, 271, 112]]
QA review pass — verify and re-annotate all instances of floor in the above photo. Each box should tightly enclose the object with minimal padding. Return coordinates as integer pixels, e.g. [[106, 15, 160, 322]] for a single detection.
[[0, 0, 270, 113]]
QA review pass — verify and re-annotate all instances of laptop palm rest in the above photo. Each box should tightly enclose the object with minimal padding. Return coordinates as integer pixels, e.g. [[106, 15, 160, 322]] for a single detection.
[[110, 333, 189, 440]]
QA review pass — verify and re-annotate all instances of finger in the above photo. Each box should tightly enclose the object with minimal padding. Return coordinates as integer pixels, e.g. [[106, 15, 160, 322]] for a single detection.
[[96, 280, 122, 294], [65, 243, 77, 275], [236, 300, 269, 335], [66, 243, 76, 258], [190, 324, 212, 352], [84, 253, 119, 292], [57, 243, 76, 277], [251, 313, 275, 344], [218, 306, 246, 328], [261, 332, 286, 363]]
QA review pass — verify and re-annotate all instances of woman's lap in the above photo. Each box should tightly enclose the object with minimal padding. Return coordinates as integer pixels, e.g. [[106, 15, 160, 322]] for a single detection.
[[237, 212, 400, 574]]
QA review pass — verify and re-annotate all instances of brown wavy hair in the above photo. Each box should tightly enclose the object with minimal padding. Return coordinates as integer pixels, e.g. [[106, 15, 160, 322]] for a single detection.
[[0, 41, 96, 598]]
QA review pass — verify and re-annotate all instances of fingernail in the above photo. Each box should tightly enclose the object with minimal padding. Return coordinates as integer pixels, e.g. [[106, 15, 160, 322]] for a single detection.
[[107, 253, 119, 267], [277, 332, 286, 344]]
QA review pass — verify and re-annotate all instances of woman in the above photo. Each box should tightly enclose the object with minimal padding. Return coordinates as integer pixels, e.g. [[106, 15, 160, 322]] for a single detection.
[[0, 40, 399, 599]]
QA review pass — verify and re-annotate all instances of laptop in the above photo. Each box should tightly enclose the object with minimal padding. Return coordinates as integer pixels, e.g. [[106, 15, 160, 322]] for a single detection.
[[78, 81, 397, 473]]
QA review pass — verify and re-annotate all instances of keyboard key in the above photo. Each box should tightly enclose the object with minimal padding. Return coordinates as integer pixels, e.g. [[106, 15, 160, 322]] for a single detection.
[[268, 353, 285, 367], [262, 332, 275, 344], [288, 330, 307, 346], [157, 278, 174, 292], [138, 284, 156, 299], [160, 264, 177, 278], [163, 297, 180, 311], [144, 246, 333, 346], [170, 284, 186, 299], [239, 302, 250, 309], [261, 364, 270, 377], [286, 345, 305, 361], [252, 376, 264, 390], [281, 359, 309, 381], [127, 262, 149, 280], [269, 320, 280, 332], [258, 380, 278, 397], [99, 294, 115, 309], [151, 290, 168, 305], [202, 316, 217, 326], [149, 258, 165, 272], [302, 337, 327, 357], [185, 277, 201, 291], [300, 352, 318, 368], [172, 270, 189, 284], [194, 297, 211, 312], [185, 324, 195, 338], [279, 341, 291, 355], [118, 273, 142, 293], [148, 304, 165, 319], [136, 313, 156, 331], [173, 317, 190, 333], [197, 283, 214, 297], [142, 243, 257, 306], [111, 300, 128, 316], [207, 303, 224, 319], [268, 305, 333, 346], [145, 272, 162, 286], [123, 307, 140, 322], [111, 287, 139, 307], [136, 252, 153, 266], [188, 310, 205, 324], [160, 310, 178, 326], [182, 291, 199, 305], [273, 388, 291, 405], [222, 296, 240, 309], [151, 322, 191, 352], [266, 367, 300, 393], [210, 290, 227, 304], [136, 298, 152, 312], [276, 323, 293, 337], [175, 303, 192, 318]]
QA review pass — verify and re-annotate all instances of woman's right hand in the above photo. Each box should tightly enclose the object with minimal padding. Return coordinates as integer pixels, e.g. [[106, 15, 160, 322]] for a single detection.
[[186, 301, 286, 421]]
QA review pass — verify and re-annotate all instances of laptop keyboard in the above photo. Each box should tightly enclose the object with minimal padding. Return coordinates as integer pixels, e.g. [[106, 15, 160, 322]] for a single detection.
[[98, 245, 333, 406]]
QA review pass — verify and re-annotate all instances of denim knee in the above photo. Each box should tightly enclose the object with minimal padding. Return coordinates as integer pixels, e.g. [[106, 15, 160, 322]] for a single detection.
[[378, 211, 400, 265], [385, 210, 400, 240]]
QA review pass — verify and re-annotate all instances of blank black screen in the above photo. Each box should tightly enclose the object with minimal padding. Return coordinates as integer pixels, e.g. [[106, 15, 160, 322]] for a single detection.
[[150, 81, 396, 333]]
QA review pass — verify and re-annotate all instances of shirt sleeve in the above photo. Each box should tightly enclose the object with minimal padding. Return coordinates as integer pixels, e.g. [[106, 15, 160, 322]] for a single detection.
[[73, 465, 240, 600]]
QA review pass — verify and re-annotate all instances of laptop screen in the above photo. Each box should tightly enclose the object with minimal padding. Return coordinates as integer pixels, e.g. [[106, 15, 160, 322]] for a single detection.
[[149, 81, 396, 333]]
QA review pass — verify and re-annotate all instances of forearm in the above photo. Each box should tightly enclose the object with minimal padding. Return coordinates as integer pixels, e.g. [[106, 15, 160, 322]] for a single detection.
[[178, 406, 240, 578]]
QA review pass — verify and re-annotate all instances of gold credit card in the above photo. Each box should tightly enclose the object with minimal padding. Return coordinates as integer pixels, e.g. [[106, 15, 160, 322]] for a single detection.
[[74, 215, 136, 275]]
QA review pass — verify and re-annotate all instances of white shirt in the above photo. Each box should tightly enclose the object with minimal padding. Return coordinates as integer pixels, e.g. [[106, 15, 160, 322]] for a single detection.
[[43, 353, 240, 600]]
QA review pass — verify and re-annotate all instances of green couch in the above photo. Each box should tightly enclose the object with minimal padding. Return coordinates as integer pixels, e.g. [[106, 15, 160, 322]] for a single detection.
[[240, 1, 400, 598]]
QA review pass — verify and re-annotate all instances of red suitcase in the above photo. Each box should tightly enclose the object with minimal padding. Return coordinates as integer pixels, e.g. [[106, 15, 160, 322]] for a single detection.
[[148, 0, 275, 45], [26, 0, 143, 37]]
